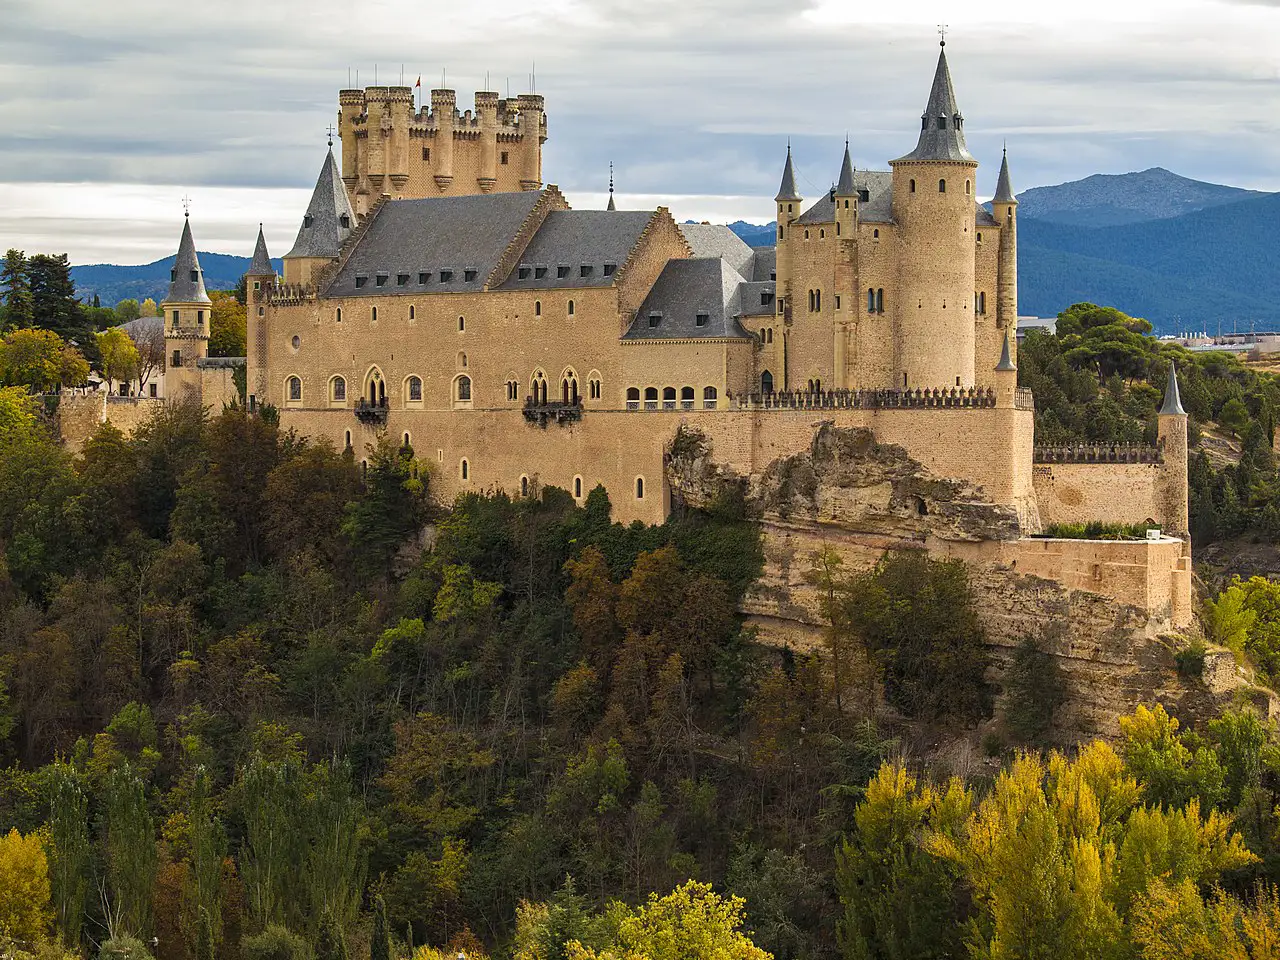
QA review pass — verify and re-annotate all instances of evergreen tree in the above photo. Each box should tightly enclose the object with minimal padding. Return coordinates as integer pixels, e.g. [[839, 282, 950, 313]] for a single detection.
[[196, 907, 215, 960], [1, 249, 33, 330], [28, 253, 95, 362], [46, 762, 90, 948], [315, 912, 349, 960], [370, 896, 389, 960]]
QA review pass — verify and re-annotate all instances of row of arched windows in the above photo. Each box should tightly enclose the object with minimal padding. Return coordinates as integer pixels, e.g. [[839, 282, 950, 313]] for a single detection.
[[907, 178, 972, 195], [286, 368, 605, 408], [334, 306, 467, 331], [625, 386, 718, 410], [532, 299, 576, 318]]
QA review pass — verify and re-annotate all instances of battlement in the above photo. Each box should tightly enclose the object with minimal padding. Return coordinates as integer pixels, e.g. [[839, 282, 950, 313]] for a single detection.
[[1035, 442, 1164, 464], [340, 86, 540, 137], [260, 283, 316, 305]]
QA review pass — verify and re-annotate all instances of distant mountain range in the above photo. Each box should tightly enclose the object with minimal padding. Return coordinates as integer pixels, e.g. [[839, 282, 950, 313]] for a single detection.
[[71, 168, 1278, 333], [72, 253, 282, 306]]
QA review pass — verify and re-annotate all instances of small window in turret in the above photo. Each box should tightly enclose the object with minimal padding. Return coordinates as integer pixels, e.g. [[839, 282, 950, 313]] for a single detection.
[[937, 117, 946, 129], [422, 147, 430, 161], [501, 151, 509, 164], [304, 215, 313, 228], [939, 179, 946, 193], [190, 270, 199, 282]]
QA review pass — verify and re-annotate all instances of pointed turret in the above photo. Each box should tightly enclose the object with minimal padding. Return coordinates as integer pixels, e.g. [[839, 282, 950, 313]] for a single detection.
[[284, 147, 357, 261], [248, 224, 273, 277], [775, 146, 801, 202], [1160, 361, 1186, 416], [895, 42, 975, 163], [995, 331, 1016, 371], [835, 140, 855, 196], [994, 146, 1017, 204], [607, 161, 616, 211], [167, 216, 210, 304]]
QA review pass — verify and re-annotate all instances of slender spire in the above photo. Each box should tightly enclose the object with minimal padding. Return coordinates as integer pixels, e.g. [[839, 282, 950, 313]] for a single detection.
[[835, 138, 856, 195], [284, 146, 357, 260], [165, 216, 210, 305], [248, 223, 273, 276], [1160, 360, 1186, 416], [993, 145, 1017, 204], [995, 330, 1016, 371], [607, 161, 616, 211], [775, 144, 801, 202], [894, 42, 975, 163]]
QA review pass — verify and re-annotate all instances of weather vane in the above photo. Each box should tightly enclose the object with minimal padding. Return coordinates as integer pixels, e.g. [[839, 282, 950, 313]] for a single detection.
[[327, 124, 336, 147], [938, 24, 948, 46], [181, 195, 192, 217]]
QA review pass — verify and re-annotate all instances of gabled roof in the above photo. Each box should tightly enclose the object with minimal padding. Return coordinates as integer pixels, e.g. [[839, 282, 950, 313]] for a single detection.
[[775, 146, 801, 202], [836, 142, 856, 195], [894, 45, 976, 164], [994, 148, 1018, 204], [248, 224, 273, 276], [165, 217, 210, 304], [327, 191, 542, 297], [796, 192, 835, 225], [678, 223, 754, 279], [624, 258, 751, 341], [497, 209, 654, 290], [285, 148, 357, 260]]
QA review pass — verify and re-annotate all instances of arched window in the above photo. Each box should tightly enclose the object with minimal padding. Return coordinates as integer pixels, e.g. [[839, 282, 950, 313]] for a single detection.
[[761, 370, 774, 394], [521, 475, 529, 497], [372, 306, 378, 322], [766, 328, 773, 344], [407, 376, 423, 402], [336, 308, 342, 323], [778, 225, 784, 240], [532, 370, 548, 404], [568, 300, 575, 316], [819, 229, 825, 239], [330, 376, 346, 401], [644, 386, 658, 410], [703, 386, 717, 409], [965, 180, 972, 195], [939, 179, 946, 193], [909, 179, 916, 193], [635, 477, 645, 500], [680, 386, 694, 408], [808, 290, 814, 312], [804, 229, 810, 240], [458, 352, 468, 368], [561, 374, 579, 404], [458, 316, 465, 331], [587, 372, 602, 400], [409, 305, 415, 320], [455, 375, 471, 402], [868, 288, 876, 313], [287, 376, 302, 401], [574, 476, 583, 498], [627, 386, 641, 410], [344, 430, 352, 450], [662, 386, 676, 409], [403, 432, 411, 448], [506, 379, 519, 401], [873, 228, 879, 238], [535, 301, 542, 317], [876, 289, 884, 313], [460, 459, 469, 481], [366, 369, 386, 406], [815, 290, 821, 312]]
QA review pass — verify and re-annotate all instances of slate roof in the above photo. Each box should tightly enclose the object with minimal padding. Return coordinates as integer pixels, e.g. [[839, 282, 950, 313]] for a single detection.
[[120, 316, 164, 341], [836, 143, 856, 195], [327, 191, 542, 297], [750, 248, 776, 282], [976, 205, 999, 226], [895, 46, 976, 164], [678, 223, 754, 278], [249, 225, 273, 276], [796, 193, 835, 225], [624, 258, 751, 341], [738, 281, 776, 318], [775, 147, 801, 202], [1160, 361, 1187, 416], [498, 210, 653, 290], [994, 149, 1017, 204], [165, 217, 210, 304], [285, 148, 357, 260]]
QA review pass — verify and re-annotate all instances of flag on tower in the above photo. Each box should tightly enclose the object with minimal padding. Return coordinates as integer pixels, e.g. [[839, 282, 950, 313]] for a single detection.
[[415, 76, 421, 88]]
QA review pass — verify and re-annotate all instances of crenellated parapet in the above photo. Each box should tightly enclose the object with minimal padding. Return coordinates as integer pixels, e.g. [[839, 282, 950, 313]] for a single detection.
[[737, 386, 1000, 410]]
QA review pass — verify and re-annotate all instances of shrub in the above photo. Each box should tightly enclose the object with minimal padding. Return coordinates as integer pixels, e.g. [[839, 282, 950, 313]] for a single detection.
[[242, 926, 310, 960], [1175, 640, 1207, 679], [1003, 634, 1068, 744]]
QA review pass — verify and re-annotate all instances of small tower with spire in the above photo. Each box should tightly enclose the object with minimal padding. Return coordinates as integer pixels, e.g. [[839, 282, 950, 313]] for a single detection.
[[244, 224, 275, 409], [160, 210, 212, 401], [889, 39, 979, 391], [992, 146, 1019, 333], [833, 138, 857, 238], [283, 146, 358, 286], [1157, 360, 1190, 537], [993, 330, 1017, 408], [774, 145, 802, 336]]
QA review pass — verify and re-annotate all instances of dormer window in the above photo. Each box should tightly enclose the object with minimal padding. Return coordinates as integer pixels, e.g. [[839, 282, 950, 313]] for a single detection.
[[355, 275, 367, 288], [603, 263, 616, 277], [955, 116, 963, 129], [580, 264, 592, 278], [170, 269, 176, 281], [418, 272, 430, 284], [859, 189, 870, 202], [397, 273, 409, 286], [534, 266, 548, 279], [304, 215, 314, 228], [761, 291, 773, 306], [936, 117, 946, 130], [464, 269, 477, 282], [375, 274, 388, 286], [648, 312, 661, 328], [695, 312, 709, 327], [339, 214, 350, 228], [518, 266, 531, 280], [440, 270, 453, 282], [190, 270, 199, 282], [557, 265, 570, 279]]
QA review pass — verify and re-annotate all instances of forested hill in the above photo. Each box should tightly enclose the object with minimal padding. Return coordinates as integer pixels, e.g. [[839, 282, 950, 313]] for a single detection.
[[72, 253, 282, 305]]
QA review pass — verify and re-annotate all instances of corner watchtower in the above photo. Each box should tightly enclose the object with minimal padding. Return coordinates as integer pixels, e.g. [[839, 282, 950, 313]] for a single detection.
[[161, 214, 211, 401], [1157, 361, 1190, 537], [991, 147, 1019, 335], [889, 41, 979, 390], [774, 146, 801, 336]]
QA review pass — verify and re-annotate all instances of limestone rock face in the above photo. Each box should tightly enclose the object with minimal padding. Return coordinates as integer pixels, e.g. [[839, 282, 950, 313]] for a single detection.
[[667, 423, 1268, 740]]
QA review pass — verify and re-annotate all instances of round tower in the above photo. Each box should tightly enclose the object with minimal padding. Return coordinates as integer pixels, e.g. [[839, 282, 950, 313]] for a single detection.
[[161, 214, 212, 402], [992, 146, 1019, 346], [387, 86, 414, 196], [774, 146, 801, 340], [515, 94, 546, 191], [338, 88, 365, 192], [1157, 361, 1190, 537], [431, 88, 456, 191], [476, 91, 500, 192], [889, 42, 978, 390]]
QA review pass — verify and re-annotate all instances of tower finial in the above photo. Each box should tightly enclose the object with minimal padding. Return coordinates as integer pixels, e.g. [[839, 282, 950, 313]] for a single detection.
[[326, 124, 335, 147], [181, 195, 191, 218], [938, 23, 947, 46], [607, 161, 616, 211]]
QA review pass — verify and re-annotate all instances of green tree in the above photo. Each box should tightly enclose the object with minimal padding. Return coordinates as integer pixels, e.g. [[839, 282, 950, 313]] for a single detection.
[[341, 438, 429, 570], [369, 896, 389, 960], [240, 755, 307, 931], [1, 249, 33, 330], [0, 826, 54, 946], [0, 386, 38, 440], [46, 763, 90, 948], [1219, 397, 1250, 438], [98, 327, 141, 390], [27, 254, 92, 359], [1003, 632, 1068, 744], [1119, 704, 1225, 809], [209, 290, 246, 358], [0, 328, 84, 392], [115, 299, 142, 323], [103, 763, 158, 939]]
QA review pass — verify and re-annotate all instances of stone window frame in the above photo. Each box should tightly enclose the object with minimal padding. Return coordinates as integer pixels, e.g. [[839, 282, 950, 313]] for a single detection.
[[404, 375, 424, 407], [329, 375, 347, 405], [285, 375, 303, 406]]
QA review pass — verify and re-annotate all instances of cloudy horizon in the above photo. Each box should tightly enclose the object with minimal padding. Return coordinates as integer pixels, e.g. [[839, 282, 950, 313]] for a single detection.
[[2, 0, 1279, 265]]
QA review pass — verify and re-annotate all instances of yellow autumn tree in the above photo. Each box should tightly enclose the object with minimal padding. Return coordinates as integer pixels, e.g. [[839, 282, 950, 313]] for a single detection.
[[567, 881, 771, 960], [0, 827, 53, 945]]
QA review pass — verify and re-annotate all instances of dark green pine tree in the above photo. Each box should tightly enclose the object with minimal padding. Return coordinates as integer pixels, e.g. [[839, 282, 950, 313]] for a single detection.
[[315, 913, 349, 960], [197, 907, 216, 960], [370, 897, 389, 960], [1, 248, 33, 330], [27, 253, 96, 361]]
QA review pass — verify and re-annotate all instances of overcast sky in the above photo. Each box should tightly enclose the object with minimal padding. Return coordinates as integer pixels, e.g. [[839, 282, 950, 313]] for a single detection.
[[1, 0, 1278, 265]]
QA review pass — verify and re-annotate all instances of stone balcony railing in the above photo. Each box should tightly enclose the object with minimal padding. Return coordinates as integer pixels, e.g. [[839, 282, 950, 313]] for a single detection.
[[523, 399, 583, 428], [736, 386, 1000, 411], [354, 398, 389, 425], [1034, 442, 1164, 464]]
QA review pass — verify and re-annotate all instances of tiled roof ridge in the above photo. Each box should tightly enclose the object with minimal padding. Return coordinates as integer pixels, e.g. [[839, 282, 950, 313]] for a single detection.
[[485, 186, 569, 288]]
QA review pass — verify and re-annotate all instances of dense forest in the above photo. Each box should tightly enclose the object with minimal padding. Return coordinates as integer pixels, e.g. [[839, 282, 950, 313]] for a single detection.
[[10, 259, 1280, 957]]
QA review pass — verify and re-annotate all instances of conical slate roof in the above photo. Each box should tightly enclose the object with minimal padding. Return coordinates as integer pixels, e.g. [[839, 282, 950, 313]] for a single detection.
[[995, 330, 1016, 371], [775, 146, 801, 202], [994, 147, 1017, 204], [165, 216, 210, 304], [1160, 361, 1187, 416], [895, 44, 975, 164], [284, 147, 357, 260], [835, 141, 856, 195], [248, 224, 273, 276]]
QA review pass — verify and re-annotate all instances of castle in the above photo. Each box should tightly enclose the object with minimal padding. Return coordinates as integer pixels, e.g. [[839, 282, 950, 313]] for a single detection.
[[134, 43, 1194, 657]]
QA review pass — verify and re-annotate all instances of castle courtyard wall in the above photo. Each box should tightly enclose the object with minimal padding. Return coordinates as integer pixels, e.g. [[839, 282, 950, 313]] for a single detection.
[[1033, 462, 1163, 528]]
